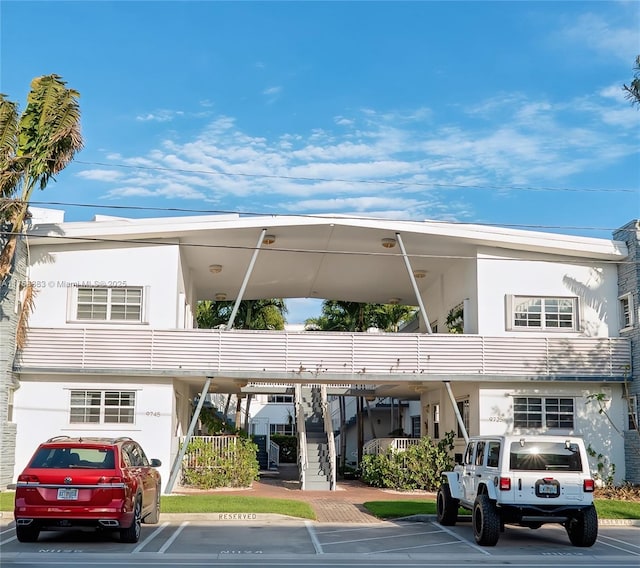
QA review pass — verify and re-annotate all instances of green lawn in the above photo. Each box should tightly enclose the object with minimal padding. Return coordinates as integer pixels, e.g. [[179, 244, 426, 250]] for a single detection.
[[2, 491, 638, 521], [2, 491, 314, 520]]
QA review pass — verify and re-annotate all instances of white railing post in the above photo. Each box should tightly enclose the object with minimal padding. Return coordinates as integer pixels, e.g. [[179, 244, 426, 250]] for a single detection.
[[321, 384, 337, 490], [295, 384, 307, 490]]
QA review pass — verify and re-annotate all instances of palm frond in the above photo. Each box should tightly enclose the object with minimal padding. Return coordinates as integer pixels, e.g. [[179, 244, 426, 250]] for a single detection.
[[0, 94, 19, 165], [16, 281, 37, 350], [18, 74, 83, 191]]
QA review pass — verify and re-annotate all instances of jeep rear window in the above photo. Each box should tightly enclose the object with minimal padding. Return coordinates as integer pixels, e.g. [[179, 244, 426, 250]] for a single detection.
[[29, 448, 115, 469], [509, 442, 582, 471]]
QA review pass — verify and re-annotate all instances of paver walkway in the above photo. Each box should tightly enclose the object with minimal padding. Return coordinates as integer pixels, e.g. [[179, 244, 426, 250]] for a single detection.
[[174, 464, 436, 523]]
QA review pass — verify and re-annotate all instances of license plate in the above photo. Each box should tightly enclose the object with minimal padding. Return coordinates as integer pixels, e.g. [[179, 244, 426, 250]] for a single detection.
[[57, 488, 78, 500], [539, 483, 558, 495]]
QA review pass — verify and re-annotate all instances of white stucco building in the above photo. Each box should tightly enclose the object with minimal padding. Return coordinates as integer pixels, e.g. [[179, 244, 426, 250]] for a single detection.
[[3, 209, 634, 490]]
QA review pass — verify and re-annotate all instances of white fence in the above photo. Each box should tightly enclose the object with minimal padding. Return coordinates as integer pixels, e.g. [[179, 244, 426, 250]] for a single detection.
[[363, 437, 422, 455]]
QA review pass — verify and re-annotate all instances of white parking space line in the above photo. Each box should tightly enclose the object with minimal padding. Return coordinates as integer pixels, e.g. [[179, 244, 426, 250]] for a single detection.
[[597, 538, 640, 555], [433, 522, 491, 556], [598, 535, 640, 551], [158, 521, 189, 554], [321, 528, 443, 546], [370, 539, 463, 554], [132, 521, 170, 553], [0, 535, 16, 545], [305, 520, 323, 555]]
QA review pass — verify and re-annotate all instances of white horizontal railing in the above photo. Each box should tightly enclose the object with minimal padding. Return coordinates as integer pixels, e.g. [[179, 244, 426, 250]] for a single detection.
[[16, 327, 631, 379], [363, 437, 421, 455]]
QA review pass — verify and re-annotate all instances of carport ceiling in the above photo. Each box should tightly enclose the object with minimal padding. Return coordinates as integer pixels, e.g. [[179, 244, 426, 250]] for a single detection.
[[180, 220, 472, 304]]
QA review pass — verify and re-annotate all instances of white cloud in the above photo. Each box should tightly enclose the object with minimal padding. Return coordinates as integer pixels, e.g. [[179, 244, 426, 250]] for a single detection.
[[136, 109, 185, 122], [561, 12, 639, 62], [76, 169, 123, 182], [86, 86, 636, 221]]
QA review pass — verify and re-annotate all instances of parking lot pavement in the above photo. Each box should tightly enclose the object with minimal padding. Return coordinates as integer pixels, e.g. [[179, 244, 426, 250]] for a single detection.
[[1, 516, 638, 562]]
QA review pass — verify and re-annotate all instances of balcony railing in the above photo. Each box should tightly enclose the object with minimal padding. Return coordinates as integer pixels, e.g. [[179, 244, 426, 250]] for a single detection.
[[363, 437, 422, 455], [15, 327, 631, 381]]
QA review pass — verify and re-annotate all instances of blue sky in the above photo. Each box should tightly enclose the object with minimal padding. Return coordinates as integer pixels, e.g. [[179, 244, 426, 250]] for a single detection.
[[1, 1, 639, 321]]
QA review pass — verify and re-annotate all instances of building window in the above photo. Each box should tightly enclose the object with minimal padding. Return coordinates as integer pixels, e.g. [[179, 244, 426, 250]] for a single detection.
[[270, 423, 295, 436], [410, 415, 421, 438], [457, 399, 470, 438], [70, 390, 135, 424], [267, 394, 293, 404], [433, 404, 440, 439], [76, 287, 143, 322], [627, 395, 638, 431], [513, 397, 574, 429], [510, 296, 577, 331], [619, 294, 634, 330]]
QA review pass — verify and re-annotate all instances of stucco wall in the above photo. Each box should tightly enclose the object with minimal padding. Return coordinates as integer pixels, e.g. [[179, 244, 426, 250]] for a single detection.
[[421, 259, 477, 333], [476, 248, 619, 337], [27, 244, 181, 328], [12, 377, 175, 486]]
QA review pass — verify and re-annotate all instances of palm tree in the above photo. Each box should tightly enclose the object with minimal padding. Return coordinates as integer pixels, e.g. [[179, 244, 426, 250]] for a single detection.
[[196, 298, 287, 330], [305, 300, 416, 332], [1, 74, 83, 283], [624, 55, 640, 107]]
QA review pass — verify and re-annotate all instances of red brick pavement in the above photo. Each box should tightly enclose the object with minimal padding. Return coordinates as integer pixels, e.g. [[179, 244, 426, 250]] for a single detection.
[[174, 464, 437, 523]]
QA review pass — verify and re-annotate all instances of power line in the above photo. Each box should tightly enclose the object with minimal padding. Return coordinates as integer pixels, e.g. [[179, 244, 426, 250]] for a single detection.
[[73, 160, 638, 194], [13, 199, 639, 235], [1, 229, 635, 265]]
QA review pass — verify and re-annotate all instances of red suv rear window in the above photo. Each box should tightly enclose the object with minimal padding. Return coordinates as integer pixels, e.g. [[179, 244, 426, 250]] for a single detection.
[[29, 447, 115, 469]]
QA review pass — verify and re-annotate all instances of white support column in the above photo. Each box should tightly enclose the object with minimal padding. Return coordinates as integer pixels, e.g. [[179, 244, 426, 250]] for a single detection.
[[395, 232, 432, 334], [164, 375, 213, 494], [226, 229, 267, 329]]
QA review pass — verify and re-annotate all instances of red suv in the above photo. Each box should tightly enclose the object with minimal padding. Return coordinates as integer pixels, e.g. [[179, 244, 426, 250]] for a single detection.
[[14, 436, 162, 543]]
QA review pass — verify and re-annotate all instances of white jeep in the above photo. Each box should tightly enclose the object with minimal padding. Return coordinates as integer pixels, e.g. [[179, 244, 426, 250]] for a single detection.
[[437, 434, 598, 547]]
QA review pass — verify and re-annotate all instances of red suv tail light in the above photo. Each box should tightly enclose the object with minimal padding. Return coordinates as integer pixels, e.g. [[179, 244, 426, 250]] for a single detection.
[[98, 476, 123, 484], [499, 477, 511, 490], [583, 479, 595, 492], [17, 474, 40, 484]]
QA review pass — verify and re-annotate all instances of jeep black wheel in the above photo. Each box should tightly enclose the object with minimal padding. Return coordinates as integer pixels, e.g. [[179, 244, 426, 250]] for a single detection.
[[120, 496, 142, 543], [472, 494, 500, 546], [16, 525, 40, 543], [436, 483, 459, 526], [566, 505, 598, 547]]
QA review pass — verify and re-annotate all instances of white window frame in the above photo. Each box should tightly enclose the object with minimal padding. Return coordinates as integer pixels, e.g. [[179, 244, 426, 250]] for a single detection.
[[69, 389, 136, 425], [619, 293, 634, 331], [70, 286, 145, 323], [410, 415, 421, 438], [456, 398, 470, 439], [507, 295, 579, 331], [627, 395, 638, 431], [513, 396, 575, 429]]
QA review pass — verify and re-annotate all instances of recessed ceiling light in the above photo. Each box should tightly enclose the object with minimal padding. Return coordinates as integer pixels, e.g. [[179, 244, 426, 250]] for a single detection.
[[263, 234, 276, 245], [381, 238, 397, 249], [209, 264, 223, 273], [214, 293, 227, 301], [413, 270, 427, 279]]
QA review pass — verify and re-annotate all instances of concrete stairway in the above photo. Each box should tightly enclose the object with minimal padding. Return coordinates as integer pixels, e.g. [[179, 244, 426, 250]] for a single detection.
[[300, 386, 332, 490]]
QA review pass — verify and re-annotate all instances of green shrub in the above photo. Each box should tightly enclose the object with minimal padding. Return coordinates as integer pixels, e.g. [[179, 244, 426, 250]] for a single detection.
[[360, 432, 455, 491], [181, 437, 259, 489], [270, 434, 298, 463]]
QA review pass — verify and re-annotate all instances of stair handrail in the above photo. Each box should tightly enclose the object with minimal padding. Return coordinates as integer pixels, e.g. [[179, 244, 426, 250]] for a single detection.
[[268, 439, 280, 468], [320, 384, 337, 490], [294, 384, 308, 490]]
